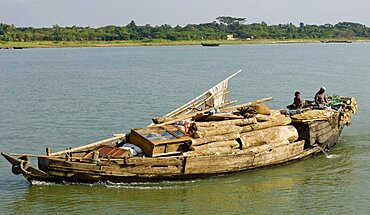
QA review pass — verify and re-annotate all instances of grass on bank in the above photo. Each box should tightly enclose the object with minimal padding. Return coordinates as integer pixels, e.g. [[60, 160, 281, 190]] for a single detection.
[[1, 38, 369, 49]]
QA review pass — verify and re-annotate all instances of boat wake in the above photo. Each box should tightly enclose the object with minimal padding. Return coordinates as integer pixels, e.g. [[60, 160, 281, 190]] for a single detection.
[[325, 154, 340, 159], [30, 179, 198, 189], [105, 180, 198, 189]]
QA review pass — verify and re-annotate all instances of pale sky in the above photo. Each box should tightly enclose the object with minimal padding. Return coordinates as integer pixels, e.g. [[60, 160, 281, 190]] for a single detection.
[[0, 0, 369, 27]]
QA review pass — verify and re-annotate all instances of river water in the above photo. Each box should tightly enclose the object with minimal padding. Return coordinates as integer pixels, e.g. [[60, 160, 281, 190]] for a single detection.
[[0, 43, 369, 214]]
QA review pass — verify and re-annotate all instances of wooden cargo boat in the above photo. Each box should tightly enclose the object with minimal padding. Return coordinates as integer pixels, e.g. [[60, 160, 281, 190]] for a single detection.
[[1, 71, 358, 184]]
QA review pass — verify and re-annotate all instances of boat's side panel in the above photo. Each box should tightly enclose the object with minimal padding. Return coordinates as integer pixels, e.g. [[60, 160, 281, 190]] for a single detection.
[[38, 156, 185, 179], [252, 140, 305, 167], [292, 116, 342, 150], [184, 140, 305, 174], [184, 152, 255, 174]]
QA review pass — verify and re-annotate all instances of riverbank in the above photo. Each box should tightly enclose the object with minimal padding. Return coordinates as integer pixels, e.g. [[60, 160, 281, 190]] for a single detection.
[[1, 38, 369, 49]]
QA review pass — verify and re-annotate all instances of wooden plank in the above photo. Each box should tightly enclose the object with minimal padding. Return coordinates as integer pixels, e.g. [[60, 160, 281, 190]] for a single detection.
[[317, 127, 339, 143], [49, 135, 125, 156], [185, 152, 254, 174], [118, 165, 182, 175], [194, 125, 242, 138], [309, 121, 331, 133], [195, 118, 257, 127], [240, 125, 298, 149], [241, 115, 291, 133], [125, 157, 183, 166], [252, 140, 305, 167], [193, 140, 239, 150], [221, 97, 273, 112], [184, 147, 239, 157], [191, 133, 240, 146], [150, 100, 238, 128]]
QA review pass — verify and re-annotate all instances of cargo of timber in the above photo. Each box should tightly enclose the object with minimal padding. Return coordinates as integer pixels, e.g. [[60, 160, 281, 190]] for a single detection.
[[1, 70, 358, 184]]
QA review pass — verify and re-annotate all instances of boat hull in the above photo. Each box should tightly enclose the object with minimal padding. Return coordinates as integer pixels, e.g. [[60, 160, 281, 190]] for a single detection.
[[1, 106, 351, 184], [2, 139, 324, 184]]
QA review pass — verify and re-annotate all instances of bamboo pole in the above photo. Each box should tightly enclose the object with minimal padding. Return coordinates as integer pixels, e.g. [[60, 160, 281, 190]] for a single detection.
[[164, 70, 241, 117], [195, 117, 257, 128], [149, 100, 237, 128], [221, 97, 273, 112], [49, 135, 125, 156], [184, 90, 230, 114], [6, 152, 126, 162], [8, 153, 59, 158]]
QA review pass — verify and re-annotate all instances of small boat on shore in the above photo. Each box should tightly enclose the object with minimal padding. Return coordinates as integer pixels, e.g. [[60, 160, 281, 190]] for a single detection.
[[1, 70, 358, 184]]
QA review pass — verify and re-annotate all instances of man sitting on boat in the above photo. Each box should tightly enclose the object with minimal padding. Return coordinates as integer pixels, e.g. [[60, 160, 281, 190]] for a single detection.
[[314, 86, 328, 108], [287, 91, 303, 110]]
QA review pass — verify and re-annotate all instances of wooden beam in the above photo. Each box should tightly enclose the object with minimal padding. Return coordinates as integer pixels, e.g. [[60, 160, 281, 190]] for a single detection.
[[149, 100, 237, 128], [49, 135, 125, 156], [221, 97, 273, 112]]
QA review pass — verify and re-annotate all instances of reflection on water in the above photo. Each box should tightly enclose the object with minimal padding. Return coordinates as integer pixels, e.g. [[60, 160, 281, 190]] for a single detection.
[[1, 44, 370, 214]]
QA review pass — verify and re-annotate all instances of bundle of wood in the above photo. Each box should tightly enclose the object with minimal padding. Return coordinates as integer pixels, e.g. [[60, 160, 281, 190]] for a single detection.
[[291, 110, 334, 122], [339, 97, 358, 127], [187, 111, 299, 156]]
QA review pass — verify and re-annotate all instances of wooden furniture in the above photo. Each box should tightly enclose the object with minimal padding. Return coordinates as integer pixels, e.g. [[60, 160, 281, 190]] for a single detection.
[[130, 125, 191, 157]]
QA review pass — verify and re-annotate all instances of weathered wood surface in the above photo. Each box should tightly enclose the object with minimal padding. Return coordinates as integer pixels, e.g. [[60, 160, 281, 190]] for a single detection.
[[247, 140, 290, 154], [184, 147, 237, 157], [221, 97, 273, 112], [317, 126, 339, 143], [252, 140, 305, 167], [184, 152, 255, 174], [191, 133, 240, 146], [125, 157, 183, 166], [193, 112, 243, 122], [195, 117, 257, 128], [42, 156, 184, 177], [240, 125, 298, 148], [184, 140, 305, 174], [194, 125, 242, 138], [49, 135, 126, 156], [151, 100, 237, 127], [193, 140, 239, 149], [189, 140, 240, 156], [241, 115, 291, 133]]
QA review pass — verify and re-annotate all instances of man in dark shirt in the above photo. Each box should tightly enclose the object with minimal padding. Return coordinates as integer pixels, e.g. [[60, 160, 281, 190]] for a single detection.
[[314, 86, 328, 106], [287, 91, 303, 110]]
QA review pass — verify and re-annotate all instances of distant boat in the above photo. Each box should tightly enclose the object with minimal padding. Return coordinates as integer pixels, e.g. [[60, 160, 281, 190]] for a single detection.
[[201, 43, 220, 47], [321, 40, 352, 43]]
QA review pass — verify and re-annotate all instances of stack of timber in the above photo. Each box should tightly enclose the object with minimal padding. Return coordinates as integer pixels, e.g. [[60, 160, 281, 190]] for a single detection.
[[338, 97, 358, 127], [185, 105, 301, 157]]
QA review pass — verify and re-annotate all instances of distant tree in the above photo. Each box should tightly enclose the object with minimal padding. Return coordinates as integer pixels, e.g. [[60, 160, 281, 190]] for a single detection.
[[1, 20, 370, 42], [52, 24, 63, 41]]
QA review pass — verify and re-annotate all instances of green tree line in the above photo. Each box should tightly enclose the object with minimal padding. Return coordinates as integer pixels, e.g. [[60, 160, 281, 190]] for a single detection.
[[1, 17, 369, 42]]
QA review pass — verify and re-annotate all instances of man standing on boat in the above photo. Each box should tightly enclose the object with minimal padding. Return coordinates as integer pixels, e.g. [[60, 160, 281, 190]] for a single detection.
[[314, 86, 328, 107]]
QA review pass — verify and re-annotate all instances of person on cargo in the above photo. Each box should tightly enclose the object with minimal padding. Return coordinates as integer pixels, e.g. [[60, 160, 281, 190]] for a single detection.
[[287, 91, 303, 110], [314, 86, 328, 107]]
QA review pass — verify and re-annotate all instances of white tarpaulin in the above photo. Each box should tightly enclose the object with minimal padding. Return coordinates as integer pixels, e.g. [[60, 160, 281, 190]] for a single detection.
[[206, 80, 229, 107]]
